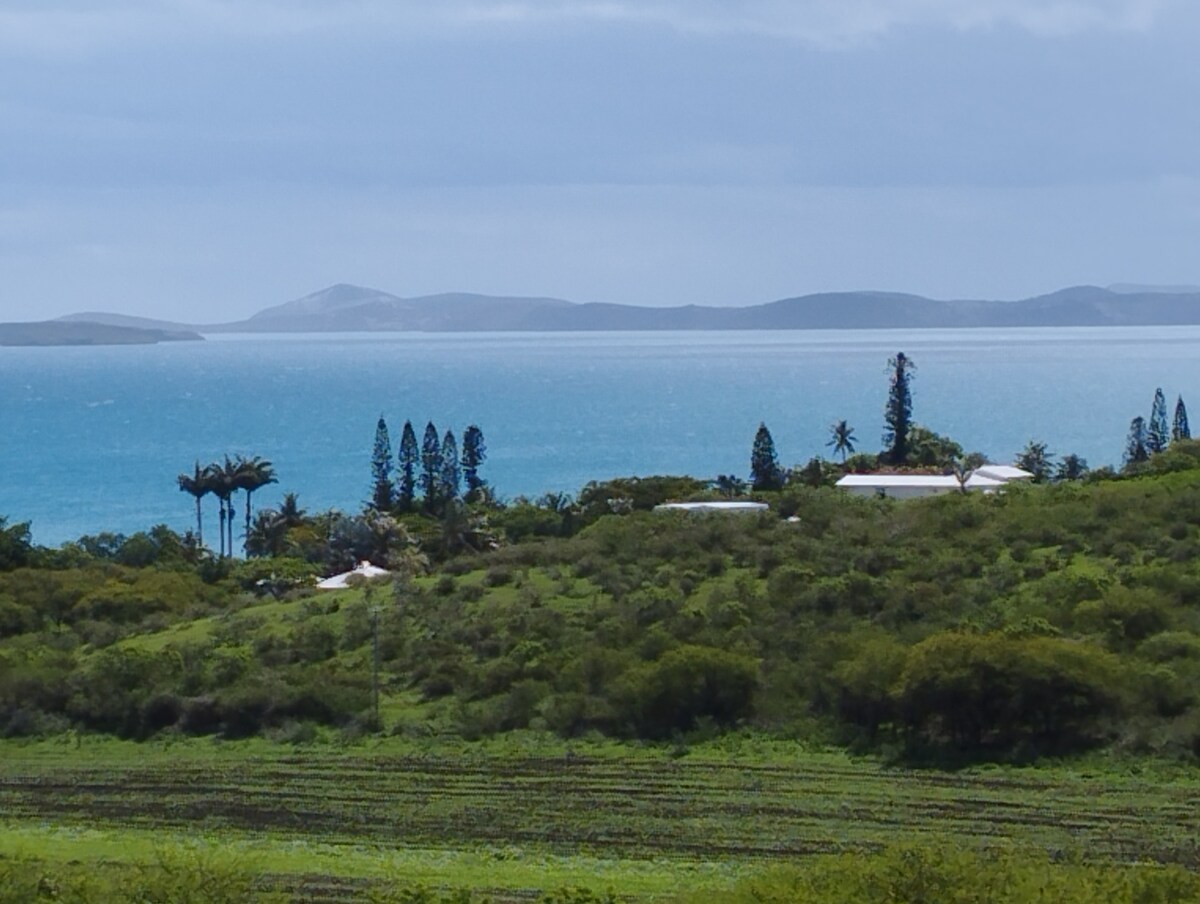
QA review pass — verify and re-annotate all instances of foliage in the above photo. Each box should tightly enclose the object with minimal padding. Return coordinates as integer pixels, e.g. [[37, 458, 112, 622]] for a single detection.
[[881, 351, 914, 465], [1173, 395, 1191, 442], [1149, 387, 1170, 454], [371, 416, 396, 511], [461, 424, 487, 500], [398, 420, 420, 511], [1014, 440, 1053, 483], [750, 423, 784, 491], [1124, 416, 1150, 468]]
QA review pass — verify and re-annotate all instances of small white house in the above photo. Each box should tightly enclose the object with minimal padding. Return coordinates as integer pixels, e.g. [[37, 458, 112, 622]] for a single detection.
[[654, 501, 770, 513], [835, 465, 1032, 500]]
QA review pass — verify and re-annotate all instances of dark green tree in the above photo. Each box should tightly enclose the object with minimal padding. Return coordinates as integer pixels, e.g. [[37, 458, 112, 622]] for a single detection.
[[233, 455, 277, 555], [1055, 453, 1089, 482], [713, 474, 747, 498], [1015, 440, 1054, 483], [420, 422, 442, 512], [461, 424, 487, 499], [1124, 416, 1150, 468], [440, 429, 461, 502], [826, 419, 857, 462], [1148, 388, 1169, 454], [176, 461, 212, 548], [204, 457, 238, 559], [749, 423, 784, 491], [1174, 395, 1191, 442], [397, 420, 419, 511], [370, 416, 395, 511], [881, 352, 914, 465], [278, 492, 306, 528]]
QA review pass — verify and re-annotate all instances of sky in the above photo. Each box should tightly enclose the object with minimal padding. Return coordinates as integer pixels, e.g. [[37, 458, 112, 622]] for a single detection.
[[3, 0, 1200, 322]]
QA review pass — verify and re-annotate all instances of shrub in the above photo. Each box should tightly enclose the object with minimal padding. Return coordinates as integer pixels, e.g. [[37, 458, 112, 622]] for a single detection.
[[612, 645, 759, 739]]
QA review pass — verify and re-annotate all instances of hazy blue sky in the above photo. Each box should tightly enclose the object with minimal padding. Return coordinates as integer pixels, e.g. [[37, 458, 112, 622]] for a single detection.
[[3, 0, 1199, 321]]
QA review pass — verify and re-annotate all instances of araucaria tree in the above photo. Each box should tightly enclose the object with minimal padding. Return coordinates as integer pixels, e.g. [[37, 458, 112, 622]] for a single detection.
[[1148, 388, 1169, 454], [420, 422, 442, 512], [440, 429, 461, 502], [749, 423, 784, 491], [370, 416, 395, 511], [882, 352, 914, 465], [461, 425, 487, 500], [397, 420, 419, 511], [1124, 416, 1150, 468], [1174, 395, 1191, 442]]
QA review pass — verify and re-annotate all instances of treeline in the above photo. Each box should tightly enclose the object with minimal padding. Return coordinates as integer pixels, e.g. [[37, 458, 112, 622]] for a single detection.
[[7, 451, 1200, 759], [369, 418, 487, 514], [746, 352, 1192, 489]]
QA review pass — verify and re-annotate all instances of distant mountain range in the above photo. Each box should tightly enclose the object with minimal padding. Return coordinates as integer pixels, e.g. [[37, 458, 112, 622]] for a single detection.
[[44, 282, 1200, 336]]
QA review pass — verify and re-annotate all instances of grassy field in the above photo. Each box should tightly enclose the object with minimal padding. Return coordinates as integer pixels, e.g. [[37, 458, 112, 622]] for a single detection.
[[3, 736, 1199, 901]]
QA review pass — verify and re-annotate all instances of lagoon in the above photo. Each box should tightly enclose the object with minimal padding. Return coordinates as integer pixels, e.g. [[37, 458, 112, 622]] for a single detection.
[[2, 327, 1199, 546]]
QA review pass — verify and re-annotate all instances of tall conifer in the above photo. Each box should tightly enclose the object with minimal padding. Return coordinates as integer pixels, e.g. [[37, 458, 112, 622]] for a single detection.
[[440, 430, 461, 502], [397, 420, 419, 511], [461, 425, 487, 499], [370, 416, 394, 511], [1174, 395, 1191, 442], [749, 423, 784, 491], [882, 352, 914, 465], [420, 422, 442, 511], [1124, 416, 1150, 468], [1148, 388, 1169, 454]]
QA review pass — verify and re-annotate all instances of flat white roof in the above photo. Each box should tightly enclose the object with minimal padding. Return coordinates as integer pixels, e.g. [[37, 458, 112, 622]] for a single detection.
[[835, 474, 1007, 489], [654, 501, 769, 512], [973, 465, 1034, 480]]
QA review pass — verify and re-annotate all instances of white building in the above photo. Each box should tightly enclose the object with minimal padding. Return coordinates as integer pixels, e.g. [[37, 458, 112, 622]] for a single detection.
[[835, 466, 1032, 500], [654, 501, 770, 513]]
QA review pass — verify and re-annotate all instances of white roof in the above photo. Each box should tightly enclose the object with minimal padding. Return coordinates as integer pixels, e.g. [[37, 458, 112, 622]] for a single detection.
[[316, 560, 391, 590], [835, 474, 1007, 490], [973, 465, 1034, 481], [654, 501, 769, 512]]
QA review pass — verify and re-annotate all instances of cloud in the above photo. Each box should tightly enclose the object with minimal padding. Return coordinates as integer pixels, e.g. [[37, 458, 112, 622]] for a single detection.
[[0, 0, 1169, 55]]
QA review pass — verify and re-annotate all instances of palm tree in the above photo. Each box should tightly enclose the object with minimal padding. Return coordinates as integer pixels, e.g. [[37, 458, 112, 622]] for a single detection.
[[176, 461, 212, 548], [826, 420, 857, 462], [245, 509, 289, 558], [206, 457, 239, 559], [713, 474, 747, 498], [278, 492, 306, 528], [233, 455, 277, 554]]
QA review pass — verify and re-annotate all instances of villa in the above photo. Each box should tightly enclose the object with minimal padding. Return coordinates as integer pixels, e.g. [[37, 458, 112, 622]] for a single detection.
[[835, 465, 1034, 500]]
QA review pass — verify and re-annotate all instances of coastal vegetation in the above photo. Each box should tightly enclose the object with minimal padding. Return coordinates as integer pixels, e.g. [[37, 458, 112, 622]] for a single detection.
[[5, 355, 1200, 899]]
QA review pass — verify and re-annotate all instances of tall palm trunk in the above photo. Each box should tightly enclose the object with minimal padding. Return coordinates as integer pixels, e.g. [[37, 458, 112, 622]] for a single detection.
[[218, 499, 227, 558], [194, 495, 203, 548]]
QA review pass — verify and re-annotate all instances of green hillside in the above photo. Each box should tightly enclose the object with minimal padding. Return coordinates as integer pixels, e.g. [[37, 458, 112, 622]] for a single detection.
[[6, 453, 1200, 764]]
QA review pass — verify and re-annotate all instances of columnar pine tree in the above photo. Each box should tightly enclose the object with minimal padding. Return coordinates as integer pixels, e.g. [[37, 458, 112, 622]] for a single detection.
[[882, 352, 914, 466], [370, 416, 395, 511], [749, 423, 784, 491], [420, 422, 442, 512], [397, 420, 419, 511], [1148, 388, 1169, 454], [461, 425, 487, 499], [440, 429, 461, 502], [1174, 395, 1191, 442], [1124, 416, 1150, 468]]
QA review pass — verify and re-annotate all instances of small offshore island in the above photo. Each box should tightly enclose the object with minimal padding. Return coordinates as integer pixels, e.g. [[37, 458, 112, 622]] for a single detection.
[[0, 320, 204, 347]]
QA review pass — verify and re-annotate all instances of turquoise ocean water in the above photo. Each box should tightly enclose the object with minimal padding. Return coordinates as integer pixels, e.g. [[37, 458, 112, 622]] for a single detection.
[[2, 328, 1198, 546]]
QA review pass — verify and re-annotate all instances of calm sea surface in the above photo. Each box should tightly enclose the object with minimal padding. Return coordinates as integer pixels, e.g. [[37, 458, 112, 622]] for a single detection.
[[2, 328, 1198, 546]]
